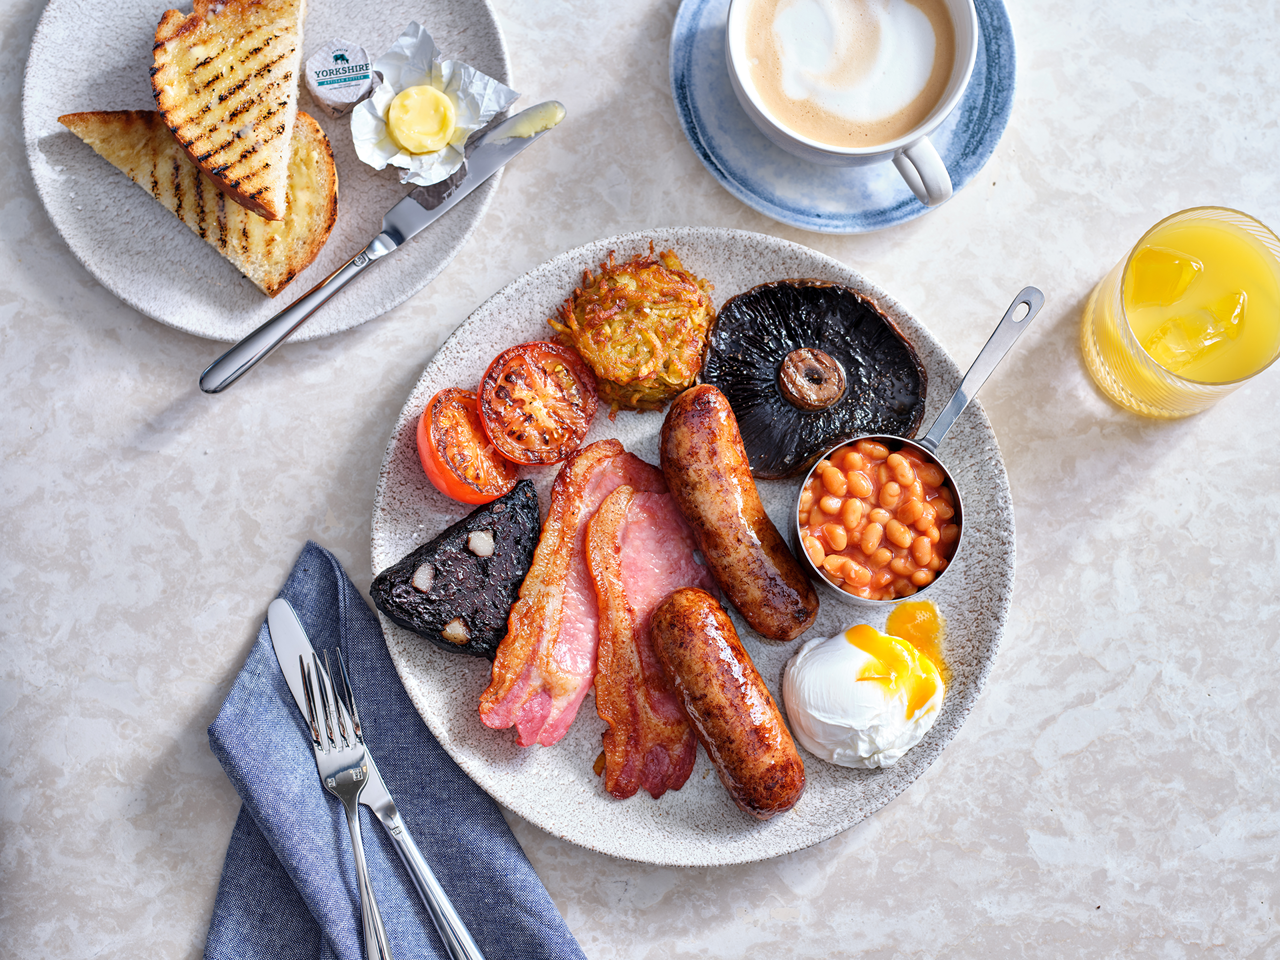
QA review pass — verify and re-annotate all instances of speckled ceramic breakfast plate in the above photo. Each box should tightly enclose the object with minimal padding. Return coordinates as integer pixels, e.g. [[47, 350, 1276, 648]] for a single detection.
[[669, 0, 1016, 233], [22, 0, 509, 343], [371, 227, 1015, 866]]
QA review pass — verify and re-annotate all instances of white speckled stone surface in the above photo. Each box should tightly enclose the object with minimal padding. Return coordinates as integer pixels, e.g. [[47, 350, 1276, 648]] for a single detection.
[[3, 0, 1279, 956]]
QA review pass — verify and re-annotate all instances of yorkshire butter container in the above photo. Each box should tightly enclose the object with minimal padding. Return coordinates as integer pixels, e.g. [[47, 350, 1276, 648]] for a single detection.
[[305, 39, 374, 117]]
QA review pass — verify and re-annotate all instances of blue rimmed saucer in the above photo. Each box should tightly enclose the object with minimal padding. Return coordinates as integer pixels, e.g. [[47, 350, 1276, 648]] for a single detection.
[[670, 0, 1016, 234]]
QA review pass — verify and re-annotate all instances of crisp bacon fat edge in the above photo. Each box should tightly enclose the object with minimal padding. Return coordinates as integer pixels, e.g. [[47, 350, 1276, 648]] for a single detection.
[[478, 440, 659, 745], [477, 438, 719, 805], [587, 484, 716, 799]]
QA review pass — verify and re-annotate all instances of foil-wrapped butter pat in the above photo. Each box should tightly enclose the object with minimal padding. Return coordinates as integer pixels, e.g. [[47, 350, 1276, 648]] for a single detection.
[[351, 22, 519, 187], [305, 39, 374, 117]]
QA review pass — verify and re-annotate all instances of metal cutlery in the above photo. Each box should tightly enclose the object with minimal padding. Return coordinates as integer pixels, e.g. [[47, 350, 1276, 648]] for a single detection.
[[298, 648, 392, 960], [268, 598, 488, 960], [199, 100, 566, 394]]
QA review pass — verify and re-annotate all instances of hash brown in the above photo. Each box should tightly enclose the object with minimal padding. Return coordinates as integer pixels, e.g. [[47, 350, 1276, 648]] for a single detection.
[[550, 245, 716, 414]]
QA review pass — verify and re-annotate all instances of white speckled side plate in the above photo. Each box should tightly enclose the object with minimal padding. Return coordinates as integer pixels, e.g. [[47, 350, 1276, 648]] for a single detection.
[[22, 0, 509, 343], [371, 227, 1015, 866]]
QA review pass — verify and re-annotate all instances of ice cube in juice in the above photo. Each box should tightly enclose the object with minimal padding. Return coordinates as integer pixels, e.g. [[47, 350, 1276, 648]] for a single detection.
[[1142, 291, 1246, 373], [1127, 246, 1202, 307], [1124, 219, 1280, 383]]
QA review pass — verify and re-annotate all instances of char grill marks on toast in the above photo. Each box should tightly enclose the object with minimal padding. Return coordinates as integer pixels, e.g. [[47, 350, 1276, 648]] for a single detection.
[[58, 109, 337, 296], [151, 0, 306, 221]]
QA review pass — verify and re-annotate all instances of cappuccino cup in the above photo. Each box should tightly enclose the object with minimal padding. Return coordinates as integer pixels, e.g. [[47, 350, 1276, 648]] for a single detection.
[[725, 0, 979, 207]]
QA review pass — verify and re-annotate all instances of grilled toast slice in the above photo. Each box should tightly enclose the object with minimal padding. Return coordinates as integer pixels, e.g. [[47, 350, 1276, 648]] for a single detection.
[[59, 109, 338, 297], [151, 0, 306, 221]]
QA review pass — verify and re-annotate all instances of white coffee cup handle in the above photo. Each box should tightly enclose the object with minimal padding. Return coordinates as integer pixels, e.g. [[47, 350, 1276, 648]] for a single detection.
[[893, 137, 953, 207]]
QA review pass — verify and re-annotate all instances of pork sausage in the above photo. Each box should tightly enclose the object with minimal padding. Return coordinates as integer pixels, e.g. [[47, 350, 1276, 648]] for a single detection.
[[651, 587, 805, 819], [659, 384, 818, 641]]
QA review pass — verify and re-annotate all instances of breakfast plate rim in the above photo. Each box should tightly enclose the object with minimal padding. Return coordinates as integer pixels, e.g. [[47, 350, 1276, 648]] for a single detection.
[[370, 226, 1015, 866]]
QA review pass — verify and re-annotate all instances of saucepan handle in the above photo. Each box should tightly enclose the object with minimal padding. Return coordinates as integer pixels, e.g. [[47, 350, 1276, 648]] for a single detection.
[[919, 287, 1046, 454]]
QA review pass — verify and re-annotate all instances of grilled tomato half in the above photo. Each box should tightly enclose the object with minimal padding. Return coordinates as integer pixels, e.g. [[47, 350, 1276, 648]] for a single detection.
[[477, 341, 599, 465], [418, 387, 519, 504]]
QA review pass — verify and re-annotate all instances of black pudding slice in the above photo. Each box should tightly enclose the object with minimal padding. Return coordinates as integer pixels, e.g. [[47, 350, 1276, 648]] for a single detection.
[[371, 480, 541, 660]]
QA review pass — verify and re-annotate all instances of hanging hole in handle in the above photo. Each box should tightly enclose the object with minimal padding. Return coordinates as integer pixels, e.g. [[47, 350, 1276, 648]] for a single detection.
[[1006, 287, 1046, 325]]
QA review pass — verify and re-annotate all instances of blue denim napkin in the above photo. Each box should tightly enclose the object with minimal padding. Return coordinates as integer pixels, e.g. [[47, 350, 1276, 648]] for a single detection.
[[205, 541, 586, 960]]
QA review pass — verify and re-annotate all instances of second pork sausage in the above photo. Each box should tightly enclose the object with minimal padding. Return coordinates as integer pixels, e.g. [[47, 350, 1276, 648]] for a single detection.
[[651, 587, 805, 820]]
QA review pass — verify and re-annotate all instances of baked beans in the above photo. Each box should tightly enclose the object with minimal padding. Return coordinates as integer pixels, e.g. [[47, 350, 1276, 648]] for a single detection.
[[798, 441, 960, 600]]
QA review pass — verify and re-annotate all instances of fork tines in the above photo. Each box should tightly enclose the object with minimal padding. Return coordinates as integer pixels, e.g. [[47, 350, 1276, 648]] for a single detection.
[[299, 655, 322, 747], [334, 649, 363, 742], [301, 649, 364, 752]]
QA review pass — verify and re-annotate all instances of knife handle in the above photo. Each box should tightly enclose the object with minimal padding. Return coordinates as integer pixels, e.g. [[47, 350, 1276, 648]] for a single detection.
[[379, 808, 487, 960], [198, 233, 397, 394]]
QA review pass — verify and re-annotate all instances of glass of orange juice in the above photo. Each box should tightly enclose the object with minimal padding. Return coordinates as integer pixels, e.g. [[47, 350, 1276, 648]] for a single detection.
[[1080, 207, 1280, 418]]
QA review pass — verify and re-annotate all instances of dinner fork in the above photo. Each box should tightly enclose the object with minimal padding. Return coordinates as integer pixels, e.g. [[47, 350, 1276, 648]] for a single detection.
[[301, 650, 393, 960]]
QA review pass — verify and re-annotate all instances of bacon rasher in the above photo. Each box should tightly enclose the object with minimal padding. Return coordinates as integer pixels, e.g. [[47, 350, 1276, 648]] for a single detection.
[[479, 440, 665, 747], [586, 484, 716, 799]]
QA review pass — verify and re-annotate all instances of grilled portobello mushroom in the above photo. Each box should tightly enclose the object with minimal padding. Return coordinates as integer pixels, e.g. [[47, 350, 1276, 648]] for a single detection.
[[371, 480, 541, 659], [699, 280, 927, 479]]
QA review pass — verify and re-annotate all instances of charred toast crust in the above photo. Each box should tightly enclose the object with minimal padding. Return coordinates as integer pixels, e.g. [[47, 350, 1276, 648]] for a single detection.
[[150, 0, 304, 220], [58, 109, 337, 296]]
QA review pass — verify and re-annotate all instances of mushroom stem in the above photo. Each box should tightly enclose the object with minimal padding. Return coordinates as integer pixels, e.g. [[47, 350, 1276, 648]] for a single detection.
[[779, 348, 847, 411]]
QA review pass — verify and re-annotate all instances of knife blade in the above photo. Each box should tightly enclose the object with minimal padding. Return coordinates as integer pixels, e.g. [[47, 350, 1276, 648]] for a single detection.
[[200, 101, 567, 394], [267, 597, 487, 960]]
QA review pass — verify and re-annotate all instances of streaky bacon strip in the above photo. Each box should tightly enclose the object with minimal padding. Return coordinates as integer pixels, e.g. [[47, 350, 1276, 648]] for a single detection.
[[479, 439, 666, 747], [586, 484, 716, 799]]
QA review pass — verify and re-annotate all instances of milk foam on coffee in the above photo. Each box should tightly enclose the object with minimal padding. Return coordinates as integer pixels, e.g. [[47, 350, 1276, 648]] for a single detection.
[[744, 0, 955, 148]]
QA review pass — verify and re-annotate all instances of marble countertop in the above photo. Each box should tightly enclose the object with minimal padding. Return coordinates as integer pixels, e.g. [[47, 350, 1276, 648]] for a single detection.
[[4, 0, 1278, 956]]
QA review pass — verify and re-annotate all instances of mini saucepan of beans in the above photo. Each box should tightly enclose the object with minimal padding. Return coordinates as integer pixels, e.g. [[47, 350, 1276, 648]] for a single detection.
[[794, 287, 1045, 607]]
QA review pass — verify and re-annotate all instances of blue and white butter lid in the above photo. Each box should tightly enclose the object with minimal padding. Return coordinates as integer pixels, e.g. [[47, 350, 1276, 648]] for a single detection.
[[305, 39, 375, 118]]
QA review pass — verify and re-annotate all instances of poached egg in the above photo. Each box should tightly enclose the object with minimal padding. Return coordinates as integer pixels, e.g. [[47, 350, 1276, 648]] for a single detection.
[[782, 622, 944, 768]]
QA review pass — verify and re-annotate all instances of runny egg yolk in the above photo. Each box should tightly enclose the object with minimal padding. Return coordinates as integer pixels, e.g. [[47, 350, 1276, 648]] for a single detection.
[[387, 85, 457, 154], [843, 623, 942, 720], [885, 599, 947, 678]]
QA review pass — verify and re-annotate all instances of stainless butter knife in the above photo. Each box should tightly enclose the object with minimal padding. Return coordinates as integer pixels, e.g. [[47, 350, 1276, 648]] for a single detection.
[[200, 101, 566, 394], [267, 597, 487, 960]]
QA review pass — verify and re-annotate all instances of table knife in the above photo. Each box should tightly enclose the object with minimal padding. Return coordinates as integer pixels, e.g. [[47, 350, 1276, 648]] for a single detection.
[[267, 597, 487, 960], [200, 101, 566, 394]]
